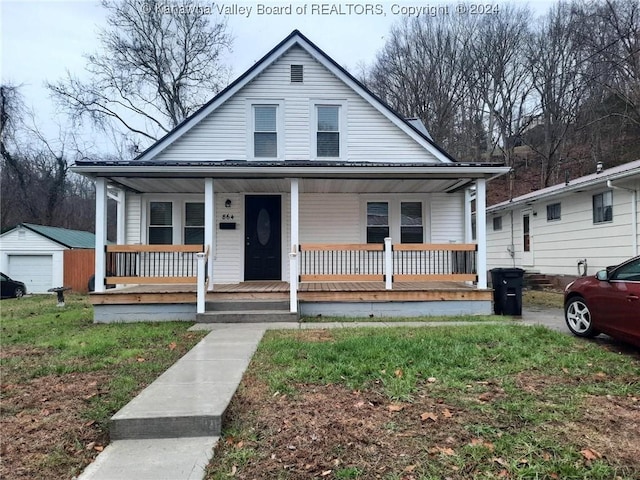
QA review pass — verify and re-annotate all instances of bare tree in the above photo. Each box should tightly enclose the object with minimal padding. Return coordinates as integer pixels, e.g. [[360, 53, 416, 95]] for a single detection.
[[366, 16, 474, 157], [48, 0, 233, 151], [524, 1, 590, 187]]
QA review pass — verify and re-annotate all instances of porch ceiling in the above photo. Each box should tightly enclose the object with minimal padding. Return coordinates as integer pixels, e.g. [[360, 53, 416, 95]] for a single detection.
[[107, 177, 470, 194]]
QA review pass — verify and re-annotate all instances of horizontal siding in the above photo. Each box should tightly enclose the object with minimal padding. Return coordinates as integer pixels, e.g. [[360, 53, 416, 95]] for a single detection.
[[299, 194, 360, 243], [125, 193, 142, 244], [213, 193, 243, 283], [153, 46, 439, 163], [486, 187, 639, 276], [0, 229, 66, 251], [430, 193, 464, 243], [486, 212, 517, 269]]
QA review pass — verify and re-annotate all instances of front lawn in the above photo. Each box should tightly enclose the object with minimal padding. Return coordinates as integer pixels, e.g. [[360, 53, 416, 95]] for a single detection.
[[207, 326, 640, 479], [0, 294, 206, 480]]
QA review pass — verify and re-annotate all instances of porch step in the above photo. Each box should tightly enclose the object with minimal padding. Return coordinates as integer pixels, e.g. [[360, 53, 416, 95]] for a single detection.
[[204, 299, 289, 312], [524, 272, 554, 290], [196, 310, 299, 323]]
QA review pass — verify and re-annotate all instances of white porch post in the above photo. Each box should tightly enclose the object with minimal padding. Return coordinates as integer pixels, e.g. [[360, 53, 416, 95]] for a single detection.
[[94, 178, 108, 293], [476, 178, 487, 289], [205, 178, 215, 291], [116, 189, 126, 245], [464, 188, 472, 244], [196, 252, 207, 314], [384, 237, 393, 290], [289, 178, 299, 313]]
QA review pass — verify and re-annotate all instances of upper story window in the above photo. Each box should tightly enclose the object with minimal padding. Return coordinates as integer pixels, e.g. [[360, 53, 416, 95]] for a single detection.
[[593, 191, 613, 224], [317, 105, 340, 157], [184, 202, 204, 245], [493, 216, 502, 231], [149, 201, 173, 244], [367, 202, 389, 244], [401, 202, 423, 243], [253, 105, 278, 158], [547, 203, 561, 221]]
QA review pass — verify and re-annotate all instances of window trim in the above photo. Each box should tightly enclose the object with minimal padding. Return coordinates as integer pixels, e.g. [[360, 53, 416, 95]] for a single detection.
[[592, 190, 613, 224], [546, 202, 561, 222], [184, 202, 205, 245], [142, 196, 206, 245], [246, 99, 284, 160], [361, 197, 427, 244], [310, 99, 347, 160], [400, 201, 424, 244]]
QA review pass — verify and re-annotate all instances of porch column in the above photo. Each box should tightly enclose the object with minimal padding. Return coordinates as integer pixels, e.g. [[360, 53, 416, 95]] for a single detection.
[[205, 178, 215, 291], [464, 188, 472, 244], [476, 178, 487, 289], [94, 178, 108, 293], [289, 178, 299, 313], [116, 189, 126, 245]]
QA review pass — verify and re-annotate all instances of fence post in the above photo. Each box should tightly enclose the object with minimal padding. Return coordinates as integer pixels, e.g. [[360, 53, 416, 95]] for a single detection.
[[384, 237, 393, 290], [196, 252, 206, 314]]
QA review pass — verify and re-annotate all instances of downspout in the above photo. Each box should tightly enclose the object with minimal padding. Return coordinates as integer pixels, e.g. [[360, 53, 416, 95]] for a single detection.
[[510, 210, 515, 267], [607, 180, 638, 256]]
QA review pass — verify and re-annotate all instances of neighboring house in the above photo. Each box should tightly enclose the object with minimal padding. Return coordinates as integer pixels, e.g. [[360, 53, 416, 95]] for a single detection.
[[0, 223, 96, 293], [486, 160, 640, 283], [73, 30, 509, 322]]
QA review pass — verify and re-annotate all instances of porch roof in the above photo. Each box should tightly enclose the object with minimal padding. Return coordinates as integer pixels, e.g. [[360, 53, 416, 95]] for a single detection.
[[73, 159, 510, 194]]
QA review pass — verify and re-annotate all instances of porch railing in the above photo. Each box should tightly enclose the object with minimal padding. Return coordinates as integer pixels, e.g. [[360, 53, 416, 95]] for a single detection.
[[299, 241, 477, 286], [299, 243, 384, 281], [105, 245, 204, 284]]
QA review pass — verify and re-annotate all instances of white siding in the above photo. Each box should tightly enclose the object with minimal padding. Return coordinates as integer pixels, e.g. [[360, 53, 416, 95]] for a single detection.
[[125, 193, 142, 244], [486, 184, 640, 275], [213, 193, 243, 283], [430, 193, 465, 243], [153, 46, 439, 164], [300, 194, 360, 243], [0, 228, 65, 292]]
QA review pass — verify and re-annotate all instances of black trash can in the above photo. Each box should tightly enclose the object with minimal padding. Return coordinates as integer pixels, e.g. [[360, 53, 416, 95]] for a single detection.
[[490, 268, 525, 316]]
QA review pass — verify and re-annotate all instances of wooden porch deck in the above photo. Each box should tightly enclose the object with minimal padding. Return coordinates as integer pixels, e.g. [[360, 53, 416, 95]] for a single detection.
[[90, 281, 492, 305]]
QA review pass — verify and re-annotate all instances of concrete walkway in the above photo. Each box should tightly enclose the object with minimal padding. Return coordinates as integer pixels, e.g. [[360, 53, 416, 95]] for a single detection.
[[76, 307, 566, 480]]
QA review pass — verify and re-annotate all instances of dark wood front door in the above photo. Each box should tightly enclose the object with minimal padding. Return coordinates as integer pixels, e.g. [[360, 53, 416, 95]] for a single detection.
[[244, 195, 282, 281]]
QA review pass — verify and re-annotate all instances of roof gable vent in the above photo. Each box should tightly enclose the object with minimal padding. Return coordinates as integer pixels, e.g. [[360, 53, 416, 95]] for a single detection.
[[291, 64, 303, 83]]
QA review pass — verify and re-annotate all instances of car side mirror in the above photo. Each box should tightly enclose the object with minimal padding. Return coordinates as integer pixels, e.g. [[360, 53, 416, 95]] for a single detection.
[[596, 270, 609, 281]]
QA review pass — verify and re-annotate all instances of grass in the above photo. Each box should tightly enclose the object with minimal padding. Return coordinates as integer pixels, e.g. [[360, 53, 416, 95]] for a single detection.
[[208, 325, 640, 479], [301, 314, 509, 323], [523, 289, 564, 309], [0, 294, 205, 479]]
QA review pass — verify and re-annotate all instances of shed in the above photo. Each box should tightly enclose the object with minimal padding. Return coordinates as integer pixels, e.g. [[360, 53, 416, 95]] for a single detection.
[[0, 224, 96, 293]]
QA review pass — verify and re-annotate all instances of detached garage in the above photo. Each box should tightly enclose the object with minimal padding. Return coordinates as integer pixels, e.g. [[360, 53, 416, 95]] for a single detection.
[[0, 224, 95, 294]]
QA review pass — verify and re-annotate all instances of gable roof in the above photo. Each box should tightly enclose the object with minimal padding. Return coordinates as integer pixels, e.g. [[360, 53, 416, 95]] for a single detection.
[[132, 30, 455, 165], [2, 223, 96, 249], [487, 159, 640, 213]]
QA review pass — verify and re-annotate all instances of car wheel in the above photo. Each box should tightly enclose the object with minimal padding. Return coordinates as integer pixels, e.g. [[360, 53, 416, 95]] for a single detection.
[[565, 296, 598, 337], [14, 286, 25, 298]]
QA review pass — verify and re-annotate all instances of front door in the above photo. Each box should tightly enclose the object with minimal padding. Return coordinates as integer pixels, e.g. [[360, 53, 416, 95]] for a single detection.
[[522, 210, 534, 266], [244, 195, 282, 281]]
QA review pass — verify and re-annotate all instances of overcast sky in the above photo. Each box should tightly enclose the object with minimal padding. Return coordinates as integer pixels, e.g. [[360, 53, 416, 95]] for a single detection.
[[1, 0, 553, 154]]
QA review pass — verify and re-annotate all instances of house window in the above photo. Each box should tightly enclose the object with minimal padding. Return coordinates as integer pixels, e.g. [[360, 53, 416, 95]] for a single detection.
[[316, 105, 340, 157], [493, 216, 502, 231], [184, 202, 204, 245], [291, 64, 303, 83], [401, 202, 423, 243], [253, 105, 278, 157], [367, 202, 389, 243], [149, 201, 173, 244], [547, 203, 561, 221], [593, 191, 613, 224]]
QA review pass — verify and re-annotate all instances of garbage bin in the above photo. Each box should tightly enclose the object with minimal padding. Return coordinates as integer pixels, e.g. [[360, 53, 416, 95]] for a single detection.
[[490, 268, 525, 316]]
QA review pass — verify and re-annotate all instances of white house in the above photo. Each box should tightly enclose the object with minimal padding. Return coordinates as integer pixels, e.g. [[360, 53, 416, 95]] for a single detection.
[[0, 223, 96, 293], [486, 160, 640, 282], [73, 30, 509, 322]]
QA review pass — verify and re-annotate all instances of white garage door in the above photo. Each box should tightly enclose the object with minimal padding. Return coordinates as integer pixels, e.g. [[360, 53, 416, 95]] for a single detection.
[[8, 255, 53, 294]]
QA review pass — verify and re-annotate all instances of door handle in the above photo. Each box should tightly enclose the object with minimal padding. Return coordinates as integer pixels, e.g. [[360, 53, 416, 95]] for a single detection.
[[628, 294, 639, 301]]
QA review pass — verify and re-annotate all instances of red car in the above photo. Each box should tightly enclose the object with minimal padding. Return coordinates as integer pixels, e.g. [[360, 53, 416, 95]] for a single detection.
[[564, 255, 640, 348]]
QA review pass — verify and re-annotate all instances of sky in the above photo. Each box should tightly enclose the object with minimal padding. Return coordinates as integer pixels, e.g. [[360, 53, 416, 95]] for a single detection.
[[0, 0, 554, 155]]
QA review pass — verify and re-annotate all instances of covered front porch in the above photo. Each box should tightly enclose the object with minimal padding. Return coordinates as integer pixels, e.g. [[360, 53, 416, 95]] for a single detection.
[[80, 161, 507, 322]]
